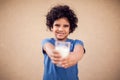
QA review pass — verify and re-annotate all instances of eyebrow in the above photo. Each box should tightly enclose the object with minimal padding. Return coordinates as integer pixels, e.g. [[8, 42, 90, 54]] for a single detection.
[[64, 24, 69, 26]]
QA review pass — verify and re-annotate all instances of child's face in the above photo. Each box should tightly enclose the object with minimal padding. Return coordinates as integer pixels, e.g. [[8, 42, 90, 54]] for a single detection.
[[51, 17, 70, 41]]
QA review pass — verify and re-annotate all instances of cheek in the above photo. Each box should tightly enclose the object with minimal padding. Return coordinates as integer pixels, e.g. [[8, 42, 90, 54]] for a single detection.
[[51, 28, 57, 33]]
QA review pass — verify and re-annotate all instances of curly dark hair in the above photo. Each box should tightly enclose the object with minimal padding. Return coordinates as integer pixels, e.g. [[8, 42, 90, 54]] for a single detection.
[[46, 5, 78, 33]]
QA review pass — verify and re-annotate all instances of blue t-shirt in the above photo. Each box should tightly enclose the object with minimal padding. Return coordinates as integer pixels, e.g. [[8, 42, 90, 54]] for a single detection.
[[41, 38, 84, 80]]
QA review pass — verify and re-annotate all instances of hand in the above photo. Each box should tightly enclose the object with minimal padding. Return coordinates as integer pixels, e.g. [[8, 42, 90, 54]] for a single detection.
[[50, 50, 62, 64], [61, 53, 78, 68]]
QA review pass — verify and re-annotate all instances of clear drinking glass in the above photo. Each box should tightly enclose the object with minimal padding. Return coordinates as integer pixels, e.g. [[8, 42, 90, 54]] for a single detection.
[[55, 41, 70, 66]]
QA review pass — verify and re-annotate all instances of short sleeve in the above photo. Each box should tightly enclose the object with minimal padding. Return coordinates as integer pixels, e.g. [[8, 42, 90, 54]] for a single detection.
[[41, 38, 51, 54], [41, 38, 55, 54], [41, 38, 50, 47], [74, 39, 84, 46], [74, 39, 86, 53]]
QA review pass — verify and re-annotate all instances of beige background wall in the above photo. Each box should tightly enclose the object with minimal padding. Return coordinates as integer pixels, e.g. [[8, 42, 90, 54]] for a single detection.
[[0, 0, 120, 80]]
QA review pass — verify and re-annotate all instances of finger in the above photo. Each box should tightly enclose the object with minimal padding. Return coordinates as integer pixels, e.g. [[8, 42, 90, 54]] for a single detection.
[[61, 58, 68, 64], [52, 50, 60, 54], [51, 56, 61, 64], [61, 63, 69, 68], [52, 50, 61, 58], [53, 54, 61, 58], [52, 59, 61, 64], [51, 57, 61, 61], [50, 53, 61, 59]]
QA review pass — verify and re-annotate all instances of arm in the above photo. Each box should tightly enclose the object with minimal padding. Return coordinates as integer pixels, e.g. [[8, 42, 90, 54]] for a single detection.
[[61, 44, 84, 68], [43, 42, 62, 64]]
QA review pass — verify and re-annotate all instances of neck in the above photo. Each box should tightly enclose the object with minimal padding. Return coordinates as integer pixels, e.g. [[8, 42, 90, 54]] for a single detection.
[[55, 38, 68, 42]]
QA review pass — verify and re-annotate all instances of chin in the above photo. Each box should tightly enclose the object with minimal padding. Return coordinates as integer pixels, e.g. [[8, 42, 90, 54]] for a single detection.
[[57, 38, 63, 40], [56, 37, 66, 41]]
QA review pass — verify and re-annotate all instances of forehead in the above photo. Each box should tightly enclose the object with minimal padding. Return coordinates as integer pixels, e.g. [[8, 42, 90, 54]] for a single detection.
[[54, 17, 70, 24]]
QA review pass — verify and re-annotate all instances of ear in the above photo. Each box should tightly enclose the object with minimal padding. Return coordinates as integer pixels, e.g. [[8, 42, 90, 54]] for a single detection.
[[69, 28, 71, 34], [50, 27, 53, 31]]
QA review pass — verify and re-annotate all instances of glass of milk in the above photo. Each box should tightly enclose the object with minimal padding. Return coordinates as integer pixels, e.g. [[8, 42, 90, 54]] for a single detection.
[[55, 41, 70, 58], [55, 41, 70, 67]]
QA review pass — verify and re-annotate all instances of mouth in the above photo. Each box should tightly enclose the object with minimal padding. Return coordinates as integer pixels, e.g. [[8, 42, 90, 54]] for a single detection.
[[57, 32, 65, 36], [56, 32, 65, 39], [55, 32, 68, 40]]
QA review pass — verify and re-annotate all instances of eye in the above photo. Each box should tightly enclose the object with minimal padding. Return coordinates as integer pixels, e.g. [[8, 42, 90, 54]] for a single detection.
[[64, 24, 69, 28], [54, 24, 60, 27]]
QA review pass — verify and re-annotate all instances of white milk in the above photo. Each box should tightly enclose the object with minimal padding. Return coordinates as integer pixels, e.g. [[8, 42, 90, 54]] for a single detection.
[[55, 46, 69, 58]]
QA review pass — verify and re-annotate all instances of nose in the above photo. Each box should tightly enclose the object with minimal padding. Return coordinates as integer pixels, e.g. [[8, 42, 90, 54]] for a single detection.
[[58, 26, 64, 31]]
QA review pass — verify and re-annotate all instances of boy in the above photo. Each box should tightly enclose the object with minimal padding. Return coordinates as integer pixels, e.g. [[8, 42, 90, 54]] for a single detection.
[[41, 5, 85, 80]]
